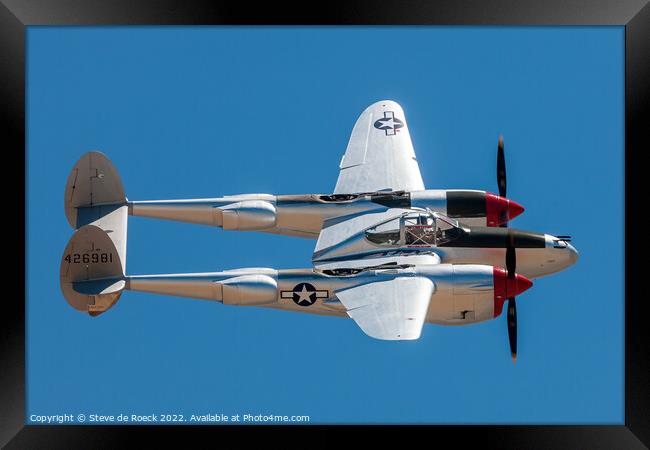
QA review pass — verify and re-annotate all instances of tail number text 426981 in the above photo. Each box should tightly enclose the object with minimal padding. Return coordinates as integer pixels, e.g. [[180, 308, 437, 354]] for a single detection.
[[64, 252, 113, 264]]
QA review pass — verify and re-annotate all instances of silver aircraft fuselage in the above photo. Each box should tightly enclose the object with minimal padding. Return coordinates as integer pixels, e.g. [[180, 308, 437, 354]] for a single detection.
[[127, 190, 575, 280]]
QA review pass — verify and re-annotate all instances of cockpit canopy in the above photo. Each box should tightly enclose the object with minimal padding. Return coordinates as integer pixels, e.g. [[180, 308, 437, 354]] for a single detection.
[[364, 211, 463, 247]]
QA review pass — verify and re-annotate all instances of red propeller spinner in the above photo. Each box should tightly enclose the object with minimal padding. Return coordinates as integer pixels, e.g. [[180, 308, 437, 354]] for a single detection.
[[492, 266, 533, 317], [485, 192, 525, 227]]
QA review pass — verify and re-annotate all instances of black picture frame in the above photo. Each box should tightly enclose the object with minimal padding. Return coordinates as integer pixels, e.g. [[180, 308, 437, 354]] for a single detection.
[[5, 0, 648, 447]]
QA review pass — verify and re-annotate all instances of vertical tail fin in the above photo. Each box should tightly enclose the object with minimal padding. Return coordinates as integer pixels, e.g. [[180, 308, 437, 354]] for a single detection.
[[62, 152, 128, 316], [60, 225, 126, 316], [64, 151, 126, 228], [64, 151, 128, 278]]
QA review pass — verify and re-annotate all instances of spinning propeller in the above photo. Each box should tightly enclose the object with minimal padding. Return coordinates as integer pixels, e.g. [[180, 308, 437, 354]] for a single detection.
[[497, 135, 522, 363], [497, 136, 507, 200]]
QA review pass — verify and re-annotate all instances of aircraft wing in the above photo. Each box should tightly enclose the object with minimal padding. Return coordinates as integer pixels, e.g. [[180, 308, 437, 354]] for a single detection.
[[336, 276, 434, 340], [334, 100, 425, 194]]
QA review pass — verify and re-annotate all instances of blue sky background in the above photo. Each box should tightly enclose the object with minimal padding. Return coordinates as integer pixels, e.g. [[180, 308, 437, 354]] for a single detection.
[[26, 26, 623, 424]]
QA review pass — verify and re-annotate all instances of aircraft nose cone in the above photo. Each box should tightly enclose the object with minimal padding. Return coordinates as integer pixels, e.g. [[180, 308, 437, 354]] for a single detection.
[[566, 243, 579, 265], [543, 235, 579, 274]]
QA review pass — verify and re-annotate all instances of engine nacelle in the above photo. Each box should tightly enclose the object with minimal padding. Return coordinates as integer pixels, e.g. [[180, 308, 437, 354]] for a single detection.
[[220, 200, 277, 231], [451, 265, 532, 322], [423, 264, 532, 325], [221, 274, 278, 306]]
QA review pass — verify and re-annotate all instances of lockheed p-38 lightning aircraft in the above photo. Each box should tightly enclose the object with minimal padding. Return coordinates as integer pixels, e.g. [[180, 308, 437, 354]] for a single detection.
[[60, 100, 577, 361]]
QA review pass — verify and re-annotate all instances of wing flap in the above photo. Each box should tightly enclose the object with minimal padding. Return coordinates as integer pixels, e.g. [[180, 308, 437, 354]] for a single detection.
[[336, 277, 434, 340]]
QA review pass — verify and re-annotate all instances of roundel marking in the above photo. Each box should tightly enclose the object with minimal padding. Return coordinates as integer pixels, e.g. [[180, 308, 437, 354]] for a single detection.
[[373, 111, 404, 136], [280, 283, 329, 307]]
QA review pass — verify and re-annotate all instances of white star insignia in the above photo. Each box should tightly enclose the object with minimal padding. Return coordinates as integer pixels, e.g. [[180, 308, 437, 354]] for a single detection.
[[295, 285, 315, 304]]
